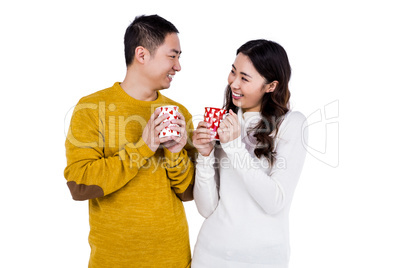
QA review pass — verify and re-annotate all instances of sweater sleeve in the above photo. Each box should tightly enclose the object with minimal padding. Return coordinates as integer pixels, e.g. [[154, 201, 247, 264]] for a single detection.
[[193, 149, 220, 218], [163, 115, 196, 201], [221, 112, 308, 215], [163, 147, 195, 201], [64, 102, 155, 201]]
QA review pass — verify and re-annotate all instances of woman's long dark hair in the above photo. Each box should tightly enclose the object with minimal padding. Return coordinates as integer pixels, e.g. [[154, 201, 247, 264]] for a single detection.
[[223, 39, 291, 165]]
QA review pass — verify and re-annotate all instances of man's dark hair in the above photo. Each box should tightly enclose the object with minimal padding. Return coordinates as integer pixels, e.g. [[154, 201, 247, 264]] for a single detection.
[[124, 14, 179, 67]]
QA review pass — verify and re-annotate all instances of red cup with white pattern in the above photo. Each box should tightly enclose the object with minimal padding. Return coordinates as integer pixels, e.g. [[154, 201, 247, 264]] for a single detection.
[[204, 107, 228, 140], [158, 106, 180, 138]]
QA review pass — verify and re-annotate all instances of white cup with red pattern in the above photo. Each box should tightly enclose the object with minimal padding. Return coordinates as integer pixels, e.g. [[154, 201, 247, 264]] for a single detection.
[[158, 105, 180, 138]]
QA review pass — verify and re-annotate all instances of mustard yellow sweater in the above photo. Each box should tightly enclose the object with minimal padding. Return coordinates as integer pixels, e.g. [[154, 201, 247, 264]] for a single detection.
[[64, 82, 195, 267]]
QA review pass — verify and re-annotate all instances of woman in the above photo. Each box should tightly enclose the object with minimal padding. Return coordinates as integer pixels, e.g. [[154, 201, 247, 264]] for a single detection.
[[191, 39, 308, 267]]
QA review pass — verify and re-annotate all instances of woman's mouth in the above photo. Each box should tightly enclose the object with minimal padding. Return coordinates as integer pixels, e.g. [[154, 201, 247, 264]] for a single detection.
[[167, 74, 174, 82], [232, 91, 244, 100]]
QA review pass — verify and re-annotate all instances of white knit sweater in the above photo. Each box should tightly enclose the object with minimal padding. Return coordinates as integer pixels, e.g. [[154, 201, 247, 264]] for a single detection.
[[192, 109, 308, 268]]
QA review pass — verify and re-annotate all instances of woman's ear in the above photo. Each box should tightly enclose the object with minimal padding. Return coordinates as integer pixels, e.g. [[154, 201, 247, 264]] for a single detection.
[[134, 46, 149, 64], [265, 81, 279, 93]]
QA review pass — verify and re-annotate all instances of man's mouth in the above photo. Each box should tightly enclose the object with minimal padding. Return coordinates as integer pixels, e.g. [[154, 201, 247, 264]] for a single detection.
[[167, 74, 174, 81]]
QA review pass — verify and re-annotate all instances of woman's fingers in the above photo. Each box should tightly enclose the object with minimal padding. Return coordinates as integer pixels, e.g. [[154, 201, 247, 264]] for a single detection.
[[193, 127, 214, 143], [196, 121, 210, 129]]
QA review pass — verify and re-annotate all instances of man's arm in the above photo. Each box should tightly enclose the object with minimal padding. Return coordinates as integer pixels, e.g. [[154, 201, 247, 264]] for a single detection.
[[163, 111, 196, 201], [163, 146, 195, 201], [64, 103, 168, 201]]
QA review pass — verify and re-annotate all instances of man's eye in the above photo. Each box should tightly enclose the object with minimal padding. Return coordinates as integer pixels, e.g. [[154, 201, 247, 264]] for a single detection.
[[230, 70, 235, 74]]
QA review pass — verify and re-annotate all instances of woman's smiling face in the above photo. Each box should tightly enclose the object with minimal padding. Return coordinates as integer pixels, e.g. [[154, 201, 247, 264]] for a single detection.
[[228, 53, 273, 113]]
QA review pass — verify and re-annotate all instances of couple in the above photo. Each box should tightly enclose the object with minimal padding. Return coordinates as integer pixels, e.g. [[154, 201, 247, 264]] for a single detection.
[[64, 14, 308, 268]]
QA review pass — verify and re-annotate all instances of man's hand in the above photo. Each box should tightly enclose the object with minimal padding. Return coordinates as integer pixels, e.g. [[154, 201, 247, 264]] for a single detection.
[[142, 108, 172, 152], [163, 112, 188, 153]]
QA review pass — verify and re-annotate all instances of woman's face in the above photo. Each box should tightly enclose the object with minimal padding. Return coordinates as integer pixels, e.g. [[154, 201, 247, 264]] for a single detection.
[[228, 53, 272, 113]]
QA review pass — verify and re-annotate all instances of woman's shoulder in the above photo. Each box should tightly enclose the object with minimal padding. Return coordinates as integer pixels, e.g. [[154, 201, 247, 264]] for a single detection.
[[278, 111, 307, 137], [284, 110, 307, 122]]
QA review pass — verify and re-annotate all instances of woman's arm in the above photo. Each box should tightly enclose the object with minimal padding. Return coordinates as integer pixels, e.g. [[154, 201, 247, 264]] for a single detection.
[[221, 112, 308, 215], [193, 149, 220, 218]]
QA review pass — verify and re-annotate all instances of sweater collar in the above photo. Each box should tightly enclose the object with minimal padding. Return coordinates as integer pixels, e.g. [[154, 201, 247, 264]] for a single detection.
[[112, 82, 164, 106]]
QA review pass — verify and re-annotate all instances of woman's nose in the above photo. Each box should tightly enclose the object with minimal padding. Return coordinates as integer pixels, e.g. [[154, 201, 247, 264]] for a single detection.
[[230, 77, 240, 89]]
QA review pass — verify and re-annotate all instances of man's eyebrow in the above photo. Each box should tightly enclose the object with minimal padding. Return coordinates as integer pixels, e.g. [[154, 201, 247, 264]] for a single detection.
[[232, 64, 252, 78], [171, 49, 182, 55]]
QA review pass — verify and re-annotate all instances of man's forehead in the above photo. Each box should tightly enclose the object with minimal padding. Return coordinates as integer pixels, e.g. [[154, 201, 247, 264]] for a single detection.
[[158, 33, 181, 53]]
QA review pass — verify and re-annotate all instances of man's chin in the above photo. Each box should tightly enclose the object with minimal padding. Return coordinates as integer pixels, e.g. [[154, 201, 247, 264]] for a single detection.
[[160, 84, 171, 90]]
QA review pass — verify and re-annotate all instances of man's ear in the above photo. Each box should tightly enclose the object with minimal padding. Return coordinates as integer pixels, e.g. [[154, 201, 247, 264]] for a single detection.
[[264, 81, 279, 93], [134, 46, 149, 64]]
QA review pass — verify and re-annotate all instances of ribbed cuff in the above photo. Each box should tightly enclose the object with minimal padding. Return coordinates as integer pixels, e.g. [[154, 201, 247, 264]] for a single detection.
[[133, 137, 156, 159], [163, 148, 189, 168], [163, 147, 182, 162], [196, 149, 215, 163], [196, 149, 215, 170]]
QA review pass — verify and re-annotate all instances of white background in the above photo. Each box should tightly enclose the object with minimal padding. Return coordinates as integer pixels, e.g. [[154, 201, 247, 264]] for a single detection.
[[1, 0, 401, 267]]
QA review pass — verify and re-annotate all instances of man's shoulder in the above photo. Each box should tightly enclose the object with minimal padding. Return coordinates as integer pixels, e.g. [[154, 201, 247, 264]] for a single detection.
[[71, 85, 116, 120], [78, 86, 113, 104]]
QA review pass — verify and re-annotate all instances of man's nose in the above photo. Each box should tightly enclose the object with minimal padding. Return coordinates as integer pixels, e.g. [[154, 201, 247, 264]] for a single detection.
[[173, 58, 181, 72]]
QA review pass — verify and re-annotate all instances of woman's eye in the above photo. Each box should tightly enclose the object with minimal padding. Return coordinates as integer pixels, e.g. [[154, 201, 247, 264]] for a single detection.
[[242, 77, 249, 82], [230, 70, 235, 74]]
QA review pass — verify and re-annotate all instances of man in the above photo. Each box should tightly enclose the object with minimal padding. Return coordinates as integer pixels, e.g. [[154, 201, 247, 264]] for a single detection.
[[64, 15, 195, 267]]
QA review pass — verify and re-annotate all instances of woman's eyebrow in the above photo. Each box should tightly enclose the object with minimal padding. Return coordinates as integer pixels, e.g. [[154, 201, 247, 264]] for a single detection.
[[232, 64, 252, 78]]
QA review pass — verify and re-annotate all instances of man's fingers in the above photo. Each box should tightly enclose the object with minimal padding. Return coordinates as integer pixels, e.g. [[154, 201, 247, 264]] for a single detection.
[[154, 113, 170, 127], [150, 107, 163, 122], [156, 121, 171, 134], [169, 124, 185, 133], [160, 136, 174, 144], [170, 119, 186, 128], [171, 113, 186, 127], [170, 135, 182, 143], [162, 138, 177, 147]]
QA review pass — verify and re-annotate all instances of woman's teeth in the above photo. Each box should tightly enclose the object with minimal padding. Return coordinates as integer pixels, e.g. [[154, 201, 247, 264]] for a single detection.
[[233, 92, 243, 97], [168, 74, 174, 80]]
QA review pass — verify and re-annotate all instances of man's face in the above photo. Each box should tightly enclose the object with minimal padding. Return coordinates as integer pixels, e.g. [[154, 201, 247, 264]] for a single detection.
[[145, 33, 182, 90]]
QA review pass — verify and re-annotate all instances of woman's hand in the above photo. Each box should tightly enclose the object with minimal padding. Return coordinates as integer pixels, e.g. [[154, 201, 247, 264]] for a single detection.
[[192, 121, 215, 157], [217, 109, 241, 144]]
